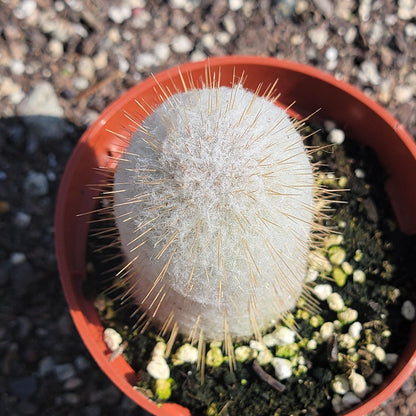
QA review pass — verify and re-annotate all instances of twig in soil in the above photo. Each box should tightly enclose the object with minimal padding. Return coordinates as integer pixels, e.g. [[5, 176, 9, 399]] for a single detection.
[[75, 71, 123, 101], [252, 360, 285, 392]]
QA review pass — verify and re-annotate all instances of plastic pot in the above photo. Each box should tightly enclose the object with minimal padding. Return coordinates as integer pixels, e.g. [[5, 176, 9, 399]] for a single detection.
[[55, 56, 416, 416]]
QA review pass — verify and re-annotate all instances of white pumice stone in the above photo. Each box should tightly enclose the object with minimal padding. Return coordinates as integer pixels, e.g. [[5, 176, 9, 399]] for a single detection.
[[373, 346, 386, 362], [272, 357, 292, 380], [348, 322, 362, 339], [257, 349, 273, 366], [147, 356, 170, 379], [401, 300, 415, 321], [103, 328, 122, 352], [331, 374, 350, 395], [338, 308, 358, 324], [320, 322, 335, 341], [271, 326, 296, 346], [338, 334, 356, 349], [352, 269, 366, 283], [151, 342, 167, 358], [342, 392, 361, 408], [263, 333, 278, 347], [234, 346, 252, 362], [328, 128, 345, 145], [349, 371, 367, 398], [327, 293, 345, 311], [174, 343, 198, 363], [249, 340, 267, 351], [313, 284, 333, 301]]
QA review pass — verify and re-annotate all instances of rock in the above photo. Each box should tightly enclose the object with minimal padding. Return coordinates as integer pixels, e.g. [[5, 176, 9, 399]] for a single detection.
[[308, 27, 328, 49], [77, 56, 95, 80], [325, 47, 338, 62], [358, 60, 381, 86], [63, 377, 83, 390], [229, 0, 243, 11], [54, 363, 76, 382], [405, 22, 416, 37], [398, 0, 416, 20], [9, 376, 37, 399], [153, 43, 170, 62], [13, 0, 37, 20], [394, 85, 414, 104], [13, 211, 32, 228], [358, 0, 372, 22], [74, 355, 90, 371], [108, 4, 132, 24], [24, 171, 48, 196], [19, 82, 53, 119], [17, 82, 66, 141], [10, 252, 26, 265], [38, 356, 55, 376], [328, 128, 345, 144], [93, 51, 108, 70], [135, 53, 158, 70], [48, 39, 64, 59], [10, 59, 25, 76], [171, 34, 194, 54], [313, 0, 334, 18]]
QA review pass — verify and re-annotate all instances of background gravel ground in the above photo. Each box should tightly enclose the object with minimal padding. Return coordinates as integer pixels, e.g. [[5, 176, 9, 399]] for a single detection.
[[0, 0, 415, 415]]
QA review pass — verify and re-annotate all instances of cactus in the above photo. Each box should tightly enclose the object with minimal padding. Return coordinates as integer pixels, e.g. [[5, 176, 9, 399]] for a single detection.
[[109, 75, 327, 357]]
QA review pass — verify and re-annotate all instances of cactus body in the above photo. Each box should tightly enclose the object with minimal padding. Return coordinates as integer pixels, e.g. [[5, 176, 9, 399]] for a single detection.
[[113, 85, 315, 342]]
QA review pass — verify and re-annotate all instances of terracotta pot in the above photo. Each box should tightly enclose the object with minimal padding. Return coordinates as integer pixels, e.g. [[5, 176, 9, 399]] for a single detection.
[[55, 56, 416, 416]]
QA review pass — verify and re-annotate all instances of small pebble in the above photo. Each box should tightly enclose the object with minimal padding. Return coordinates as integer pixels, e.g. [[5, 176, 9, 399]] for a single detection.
[[354, 168, 365, 178], [348, 371, 367, 398], [327, 293, 344, 312], [108, 4, 132, 24], [342, 392, 361, 408], [154, 42, 170, 62], [353, 269, 366, 283], [10, 252, 26, 265], [14, 0, 37, 19], [313, 284, 333, 301], [54, 363, 76, 382], [103, 328, 122, 352], [147, 357, 170, 379], [320, 322, 335, 341], [38, 356, 55, 376], [77, 56, 95, 80], [229, 0, 243, 11], [401, 300, 415, 320], [171, 35, 194, 54], [10, 59, 26, 75], [308, 27, 328, 49], [331, 374, 350, 395], [348, 322, 362, 339], [328, 128, 345, 145], [325, 47, 338, 62], [338, 308, 358, 324], [272, 357, 292, 380]]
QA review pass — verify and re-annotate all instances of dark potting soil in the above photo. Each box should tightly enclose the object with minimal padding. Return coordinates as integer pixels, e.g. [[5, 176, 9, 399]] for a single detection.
[[84, 124, 415, 416]]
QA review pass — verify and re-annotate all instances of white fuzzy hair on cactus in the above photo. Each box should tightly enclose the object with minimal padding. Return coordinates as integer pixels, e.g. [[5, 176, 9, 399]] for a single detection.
[[109, 73, 325, 360]]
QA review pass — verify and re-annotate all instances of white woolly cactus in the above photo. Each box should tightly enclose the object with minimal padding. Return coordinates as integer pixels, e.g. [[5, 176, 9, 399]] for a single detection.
[[112, 81, 319, 348]]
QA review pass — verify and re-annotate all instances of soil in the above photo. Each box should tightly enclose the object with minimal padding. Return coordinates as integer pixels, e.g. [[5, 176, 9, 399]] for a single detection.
[[86, 122, 416, 416]]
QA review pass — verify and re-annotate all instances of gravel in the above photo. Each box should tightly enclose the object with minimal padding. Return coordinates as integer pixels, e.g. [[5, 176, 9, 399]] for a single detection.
[[0, 0, 415, 415]]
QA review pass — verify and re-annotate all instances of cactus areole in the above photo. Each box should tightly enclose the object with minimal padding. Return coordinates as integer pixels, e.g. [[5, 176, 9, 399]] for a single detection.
[[113, 84, 315, 342]]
